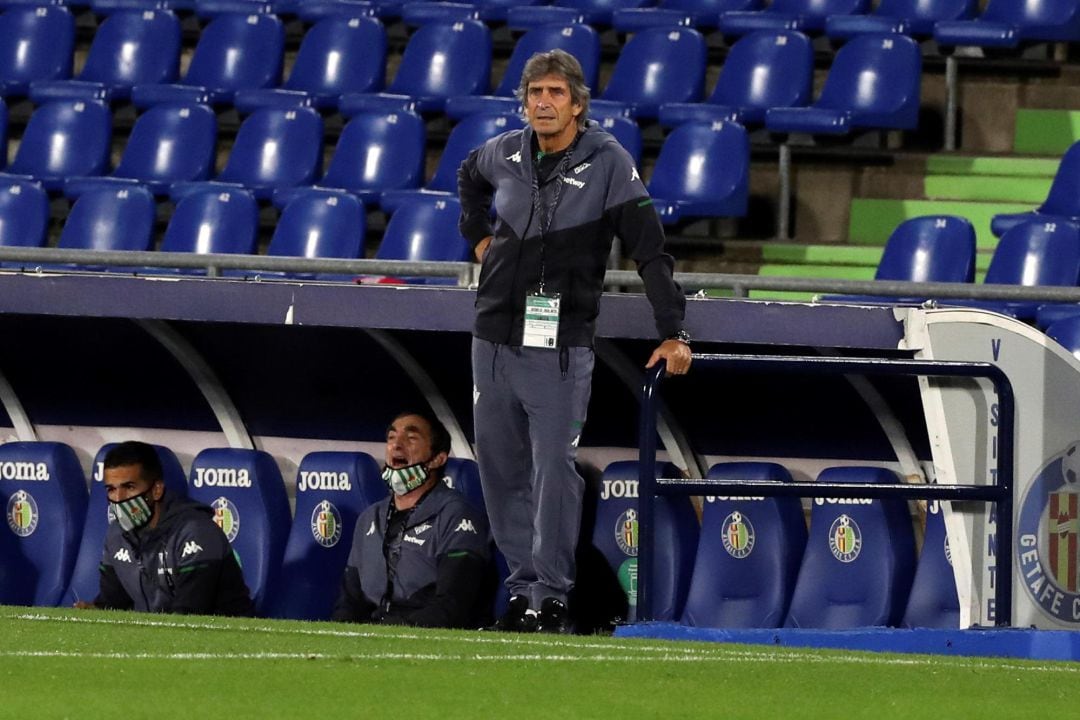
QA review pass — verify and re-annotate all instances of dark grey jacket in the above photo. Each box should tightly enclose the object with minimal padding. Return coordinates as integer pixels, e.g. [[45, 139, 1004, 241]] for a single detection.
[[458, 120, 685, 347], [96, 492, 253, 616]]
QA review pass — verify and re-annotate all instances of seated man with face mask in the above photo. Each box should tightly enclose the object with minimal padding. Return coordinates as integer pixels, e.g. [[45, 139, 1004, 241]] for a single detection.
[[331, 410, 491, 628], [75, 441, 254, 616]]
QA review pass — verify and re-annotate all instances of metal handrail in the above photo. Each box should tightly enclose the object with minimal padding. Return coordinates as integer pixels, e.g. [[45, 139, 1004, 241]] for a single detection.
[[637, 353, 1016, 627]]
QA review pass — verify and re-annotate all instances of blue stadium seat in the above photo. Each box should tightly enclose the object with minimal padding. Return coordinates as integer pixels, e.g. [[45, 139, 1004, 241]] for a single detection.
[[592, 461, 699, 622], [0, 178, 49, 252], [399, 1, 480, 24], [591, 106, 643, 167], [29, 9, 180, 103], [155, 187, 259, 272], [1046, 314, 1080, 359], [992, 141, 1080, 238], [130, 12, 284, 106], [507, 0, 652, 26], [233, 15, 386, 112], [0, 442, 88, 606], [267, 451, 385, 620], [765, 34, 921, 136], [659, 31, 813, 128], [61, 443, 187, 608], [4, 99, 112, 191], [648, 120, 750, 222], [186, 448, 291, 615], [311, 107, 426, 204], [901, 500, 960, 628], [826, 0, 975, 40], [591, 26, 707, 120], [442, 457, 486, 516], [0, 97, 6, 166], [784, 466, 916, 628], [718, 0, 869, 36], [680, 463, 807, 628], [0, 6, 74, 98], [613, 0, 762, 30], [375, 197, 470, 277], [262, 189, 365, 274], [934, 0, 1080, 49]]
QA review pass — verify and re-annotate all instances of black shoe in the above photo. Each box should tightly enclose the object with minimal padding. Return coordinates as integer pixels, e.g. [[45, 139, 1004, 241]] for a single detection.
[[536, 597, 572, 634], [491, 594, 537, 632]]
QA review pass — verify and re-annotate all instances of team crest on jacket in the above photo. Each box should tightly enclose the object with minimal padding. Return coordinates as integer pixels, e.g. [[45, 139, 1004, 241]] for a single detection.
[[721, 511, 755, 559], [615, 508, 638, 556], [828, 514, 862, 563], [310, 499, 342, 548], [212, 497, 240, 542], [6, 489, 38, 537]]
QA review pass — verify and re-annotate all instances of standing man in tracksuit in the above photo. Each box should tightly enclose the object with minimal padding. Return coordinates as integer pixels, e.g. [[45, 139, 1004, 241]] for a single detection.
[[75, 441, 253, 616], [457, 49, 692, 634]]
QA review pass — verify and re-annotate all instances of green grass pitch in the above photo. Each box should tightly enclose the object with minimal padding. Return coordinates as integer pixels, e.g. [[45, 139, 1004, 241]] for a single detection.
[[1, 606, 1078, 719]]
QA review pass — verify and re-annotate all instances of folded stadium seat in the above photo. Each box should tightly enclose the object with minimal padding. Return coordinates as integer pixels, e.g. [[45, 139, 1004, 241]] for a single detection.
[[590, 104, 643, 167], [2, 98, 112, 191], [612, 0, 762, 31], [992, 140, 1080, 239], [442, 457, 486, 516], [507, 0, 652, 27], [718, 0, 869, 38], [186, 448, 291, 615], [592, 460, 699, 622], [765, 33, 922, 136], [0, 6, 74, 98], [250, 188, 364, 280], [371, 196, 470, 284], [938, 219, 1080, 321], [825, 0, 975, 41], [0, 178, 49, 261], [28, 9, 180, 104], [337, 19, 490, 113], [267, 451, 385, 620], [129, 12, 283, 107], [818, 215, 976, 305], [399, 1, 481, 24], [61, 443, 188, 608], [302, 106, 426, 205], [1046, 314, 1080, 360], [589, 26, 707, 121], [933, 0, 1080, 49], [0, 442, 88, 606], [647, 120, 750, 222], [232, 15, 386, 113], [379, 112, 524, 212], [149, 187, 259, 275], [0, 97, 6, 166], [62, 103, 218, 197], [680, 462, 807, 628], [470, 0, 550, 22], [783, 466, 916, 629], [901, 499, 960, 628], [658, 30, 813, 128], [91, 0, 195, 10]]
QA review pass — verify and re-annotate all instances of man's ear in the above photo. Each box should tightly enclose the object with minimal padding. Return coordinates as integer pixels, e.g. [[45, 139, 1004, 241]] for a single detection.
[[427, 452, 449, 472], [151, 479, 165, 502]]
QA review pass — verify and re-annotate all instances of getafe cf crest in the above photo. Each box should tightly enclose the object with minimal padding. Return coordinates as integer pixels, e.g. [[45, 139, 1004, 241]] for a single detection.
[[1017, 443, 1080, 624], [310, 499, 342, 548], [828, 514, 862, 563], [6, 490, 38, 537], [721, 511, 755, 559], [615, 509, 639, 557], [211, 496, 240, 543]]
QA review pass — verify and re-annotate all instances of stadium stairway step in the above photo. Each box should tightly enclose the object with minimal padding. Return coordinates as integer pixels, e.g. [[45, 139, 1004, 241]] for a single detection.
[[922, 175, 1051, 203]]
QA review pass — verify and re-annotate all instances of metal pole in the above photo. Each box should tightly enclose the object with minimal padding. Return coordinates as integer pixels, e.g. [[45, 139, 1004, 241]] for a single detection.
[[636, 362, 665, 622], [944, 55, 958, 151], [777, 142, 792, 240]]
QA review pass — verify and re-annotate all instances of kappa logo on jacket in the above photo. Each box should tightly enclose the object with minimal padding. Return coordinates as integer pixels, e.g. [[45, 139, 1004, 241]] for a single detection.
[[454, 518, 478, 534], [113, 548, 132, 563], [366, 520, 376, 536], [630, 167, 640, 182], [181, 541, 203, 558]]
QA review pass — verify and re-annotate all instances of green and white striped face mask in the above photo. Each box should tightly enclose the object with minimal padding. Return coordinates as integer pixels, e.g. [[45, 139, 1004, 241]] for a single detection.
[[108, 490, 155, 532], [381, 462, 429, 496]]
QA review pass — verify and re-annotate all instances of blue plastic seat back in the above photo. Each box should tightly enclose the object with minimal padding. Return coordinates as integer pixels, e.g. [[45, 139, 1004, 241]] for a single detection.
[[442, 457, 486, 516], [187, 448, 291, 615], [0, 6, 74, 96], [681, 463, 807, 628], [985, 220, 1080, 288], [160, 187, 259, 255], [600, 27, 706, 117], [766, 0, 869, 21], [321, 109, 426, 197], [267, 190, 365, 259], [982, 0, 1078, 25], [784, 466, 916, 628], [78, 9, 180, 92], [594, 113, 642, 166], [816, 34, 922, 127], [494, 23, 600, 96], [0, 97, 7, 165], [376, 197, 470, 262], [553, 0, 653, 22], [268, 451, 385, 620], [0, 178, 49, 248], [427, 112, 524, 192], [1038, 141, 1080, 217], [712, 31, 813, 121], [648, 120, 750, 217], [59, 186, 156, 252], [184, 13, 284, 95], [1047, 315, 1080, 360], [113, 103, 217, 190], [0, 442, 88, 606], [591, 461, 699, 622], [875, 215, 976, 283], [901, 499, 960, 628], [285, 15, 386, 100], [8, 100, 113, 187], [387, 20, 491, 102], [874, 0, 976, 29], [218, 106, 324, 195], [61, 443, 187, 608]]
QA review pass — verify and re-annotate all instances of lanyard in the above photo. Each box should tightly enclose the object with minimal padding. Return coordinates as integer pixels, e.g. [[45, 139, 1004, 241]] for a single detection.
[[531, 134, 579, 294]]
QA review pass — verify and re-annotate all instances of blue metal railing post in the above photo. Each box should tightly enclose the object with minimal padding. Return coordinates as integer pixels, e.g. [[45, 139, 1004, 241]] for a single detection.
[[636, 362, 665, 623]]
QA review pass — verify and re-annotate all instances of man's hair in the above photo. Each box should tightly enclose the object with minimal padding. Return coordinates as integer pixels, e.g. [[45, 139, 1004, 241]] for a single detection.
[[103, 441, 163, 483], [516, 49, 590, 129], [391, 410, 452, 460]]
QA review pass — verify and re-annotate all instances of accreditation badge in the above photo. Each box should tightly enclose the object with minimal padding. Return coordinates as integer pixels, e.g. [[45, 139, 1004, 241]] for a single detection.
[[523, 292, 560, 348]]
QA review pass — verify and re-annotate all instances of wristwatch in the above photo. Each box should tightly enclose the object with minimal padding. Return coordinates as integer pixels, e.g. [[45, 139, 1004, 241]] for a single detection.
[[668, 330, 691, 346]]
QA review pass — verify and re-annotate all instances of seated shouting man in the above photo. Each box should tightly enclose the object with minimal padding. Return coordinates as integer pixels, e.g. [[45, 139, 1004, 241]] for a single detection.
[[75, 441, 253, 615], [332, 410, 491, 628]]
